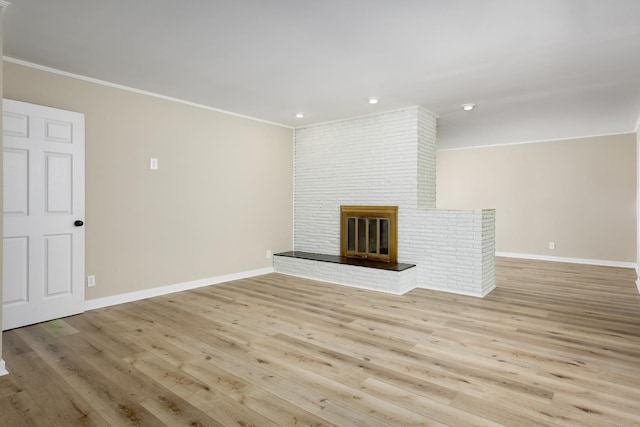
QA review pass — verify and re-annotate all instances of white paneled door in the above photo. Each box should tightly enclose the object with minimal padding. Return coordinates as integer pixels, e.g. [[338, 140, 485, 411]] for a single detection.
[[3, 99, 85, 330]]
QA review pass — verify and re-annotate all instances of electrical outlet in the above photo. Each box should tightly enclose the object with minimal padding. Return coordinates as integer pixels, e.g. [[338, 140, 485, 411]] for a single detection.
[[87, 275, 96, 287], [548, 242, 556, 250], [150, 157, 158, 170], [266, 250, 273, 259]]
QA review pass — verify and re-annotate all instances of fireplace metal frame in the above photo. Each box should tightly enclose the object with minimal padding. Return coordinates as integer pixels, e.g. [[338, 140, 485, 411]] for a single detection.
[[340, 205, 398, 263]]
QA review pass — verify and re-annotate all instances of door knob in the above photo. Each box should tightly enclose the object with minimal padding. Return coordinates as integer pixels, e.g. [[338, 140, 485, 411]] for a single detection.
[[74, 220, 84, 227]]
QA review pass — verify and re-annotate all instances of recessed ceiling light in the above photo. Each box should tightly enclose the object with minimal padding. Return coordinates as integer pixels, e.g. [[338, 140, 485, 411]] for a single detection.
[[461, 103, 477, 111], [368, 97, 379, 105], [295, 112, 304, 118]]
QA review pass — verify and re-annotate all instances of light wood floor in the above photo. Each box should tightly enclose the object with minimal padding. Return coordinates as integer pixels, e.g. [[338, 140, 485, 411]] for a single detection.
[[1, 257, 639, 426]]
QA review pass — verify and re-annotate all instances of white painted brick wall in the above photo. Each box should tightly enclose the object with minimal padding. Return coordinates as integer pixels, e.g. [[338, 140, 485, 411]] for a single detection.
[[481, 210, 497, 295], [292, 106, 496, 296], [417, 107, 437, 209], [406, 209, 495, 296], [274, 256, 416, 295]]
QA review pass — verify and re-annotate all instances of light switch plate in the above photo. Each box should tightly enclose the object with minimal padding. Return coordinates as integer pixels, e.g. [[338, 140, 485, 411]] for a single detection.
[[150, 158, 158, 170]]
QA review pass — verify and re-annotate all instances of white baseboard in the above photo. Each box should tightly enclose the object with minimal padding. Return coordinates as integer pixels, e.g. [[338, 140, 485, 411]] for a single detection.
[[0, 359, 8, 376], [85, 267, 274, 311], [496, 252, 637, 269]]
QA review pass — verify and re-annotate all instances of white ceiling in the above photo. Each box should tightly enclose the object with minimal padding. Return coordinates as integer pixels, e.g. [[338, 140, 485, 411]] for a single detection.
[[4, 0, 640, 149]]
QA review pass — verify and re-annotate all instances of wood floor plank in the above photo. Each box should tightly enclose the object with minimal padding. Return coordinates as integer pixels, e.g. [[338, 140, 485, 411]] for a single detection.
[[359, 377, 503, 427], [2, 257, 640, 426], [241, 350, 438, 427], [3, 348, 110, 426], [184, 354, 336, 421], [181, 357, 335, 427], [14, 327, 165, 426], [269, 332, 459, 404], [0, 390, 50, 427], [127, 352, 277, 426]]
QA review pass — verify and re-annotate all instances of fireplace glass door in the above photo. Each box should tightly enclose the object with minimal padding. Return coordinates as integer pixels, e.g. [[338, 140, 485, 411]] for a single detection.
[[341, 206, 397, 263], [346, 217, 389, 257]]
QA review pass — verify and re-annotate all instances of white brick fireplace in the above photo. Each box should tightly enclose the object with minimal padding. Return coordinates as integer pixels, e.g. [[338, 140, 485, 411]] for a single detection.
[[274, 106, 495, 297]]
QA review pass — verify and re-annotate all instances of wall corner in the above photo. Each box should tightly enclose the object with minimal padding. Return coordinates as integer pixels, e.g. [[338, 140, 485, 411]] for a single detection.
[[0, 0, 9, 364]]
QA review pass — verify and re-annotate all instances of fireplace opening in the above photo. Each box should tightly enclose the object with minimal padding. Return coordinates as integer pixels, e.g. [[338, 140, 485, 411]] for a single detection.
[[340, 205, 397, 263]]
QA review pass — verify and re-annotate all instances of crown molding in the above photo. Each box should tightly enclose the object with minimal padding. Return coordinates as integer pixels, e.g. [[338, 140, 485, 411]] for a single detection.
[[437, 131, 635, 152], [3, 56, 293, 129]]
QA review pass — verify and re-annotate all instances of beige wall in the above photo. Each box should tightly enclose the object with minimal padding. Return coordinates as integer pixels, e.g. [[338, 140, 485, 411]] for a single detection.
[[4, 61, 294, 301], [437, 134, 636, 262]]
